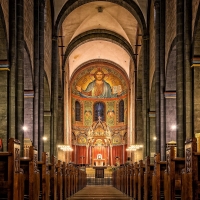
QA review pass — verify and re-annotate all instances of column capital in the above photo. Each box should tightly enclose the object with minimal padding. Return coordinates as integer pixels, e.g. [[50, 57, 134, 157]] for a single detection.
[[52, 35, 58, 41], [154, 1, 160, 10]]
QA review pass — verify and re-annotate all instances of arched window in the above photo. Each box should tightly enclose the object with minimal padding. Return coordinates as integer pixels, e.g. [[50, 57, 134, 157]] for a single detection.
[[75, 101, 81, 121], [94, 102, 105, 121], [119, 100, 124, 122]]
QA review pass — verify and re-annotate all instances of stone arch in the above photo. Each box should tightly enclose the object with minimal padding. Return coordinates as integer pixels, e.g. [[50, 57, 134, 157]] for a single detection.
[[54, 0, 147, 36], [44, 72, 51, 153], [0, 4, 9, 150], [165, 39, 177, 143], [192, 5, 200, 135], [192, 4, 200, 56], [0, 4, 8, 60], [149, 75, 156, 160], [24, 43, 34, 141], [63, 29, 136, 69]]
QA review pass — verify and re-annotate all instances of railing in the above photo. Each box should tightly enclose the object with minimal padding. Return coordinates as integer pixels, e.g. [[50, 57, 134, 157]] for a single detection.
[[87, 174, 112, 185]]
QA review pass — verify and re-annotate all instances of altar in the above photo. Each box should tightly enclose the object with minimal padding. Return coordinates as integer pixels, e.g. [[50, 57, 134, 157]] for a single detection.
[[93, 158, 106, 166]]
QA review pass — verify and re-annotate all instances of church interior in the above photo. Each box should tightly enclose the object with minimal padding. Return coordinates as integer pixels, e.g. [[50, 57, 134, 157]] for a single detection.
[[0, 0, 200, 199]]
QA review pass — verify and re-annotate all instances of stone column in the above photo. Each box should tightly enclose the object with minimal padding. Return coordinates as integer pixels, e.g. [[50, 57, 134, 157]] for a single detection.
[[33, 0, 39, 150], [154, 0, 161, 155], [159, 0, 166, 161], [89, 145, 92, 165], [184, 0, 192, 139], [86, 145, 89, 164], [16, 0, 24, 156], [142, 34, 150, 157], [38, 0, 45, 160], [107, 145, 110, 165], [176, 0, 185, 157], [110, 145, 113, 166], [51, 36, 58, 156], [9, 0, 17, 139]]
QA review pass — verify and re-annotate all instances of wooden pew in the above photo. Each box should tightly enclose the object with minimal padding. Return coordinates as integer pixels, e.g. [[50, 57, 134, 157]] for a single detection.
[[152, 153, 166, 200], [144, 156, 154, 200], [164, 146, 185, 200], [129, 164, 134, 198], [181, 138, 200, 200], [62, 162, 67, 200], [49, 156, 57, 200], [66, 164, 71, 197], [37, 152, 50, 200], [126, 164, 131, 196], [138, 160, 145, 200], [133, 162, 139, 199], [20, 146, 40, 200], [57, 160, 63, 200], [0, 138, 24, 200]]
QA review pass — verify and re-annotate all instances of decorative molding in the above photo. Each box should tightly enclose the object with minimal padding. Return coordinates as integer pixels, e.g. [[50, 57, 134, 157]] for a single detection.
[[164, 91, 176, 99], [185, 148, 191, 173], [191, 57, 200, 67], [0, 60, 10, 71], [24, 90, 34, 98], [44, 111, 51, 116], [149, 111, 155, 118]]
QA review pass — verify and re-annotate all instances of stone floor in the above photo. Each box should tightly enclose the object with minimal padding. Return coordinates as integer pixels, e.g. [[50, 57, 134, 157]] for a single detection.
[[67, 185, 133, 200]]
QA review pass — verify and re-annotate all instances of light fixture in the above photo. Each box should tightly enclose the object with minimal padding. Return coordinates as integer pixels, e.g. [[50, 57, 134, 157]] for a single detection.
[[126, 144, 143, 151], [23, 126, 28, 131], [153, 136, 157, 140], [42, 136, 47, 141], [57, 145, 73, 151], [171, 125, 177, 130]]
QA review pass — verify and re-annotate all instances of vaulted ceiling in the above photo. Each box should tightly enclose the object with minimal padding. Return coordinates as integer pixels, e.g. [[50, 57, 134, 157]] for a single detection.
[[54, 1, 148, 79]]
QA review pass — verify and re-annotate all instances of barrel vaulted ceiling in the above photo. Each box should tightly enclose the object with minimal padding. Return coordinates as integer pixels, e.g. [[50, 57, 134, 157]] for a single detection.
[[54, 1, 148, 79]]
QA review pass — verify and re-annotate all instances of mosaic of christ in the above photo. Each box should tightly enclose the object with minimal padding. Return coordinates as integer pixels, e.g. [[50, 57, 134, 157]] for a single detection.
[[72, 66, 128, 99]]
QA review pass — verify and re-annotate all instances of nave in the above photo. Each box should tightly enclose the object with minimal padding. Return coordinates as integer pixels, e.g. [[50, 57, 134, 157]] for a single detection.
[[66, 186, 132, 200]]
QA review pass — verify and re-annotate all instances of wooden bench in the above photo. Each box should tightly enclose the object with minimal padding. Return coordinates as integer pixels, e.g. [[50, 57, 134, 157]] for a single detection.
[[164, 146, 185, 200], [152, 153, 166, 200], [181, 138, 200, 200], [57, 160, 63, 199], [144, 156, 154, 200], [126, 164, 131, 196], [138, 160, 144, 200], [0, 138, 24, 200], [20, 146, 40, 200], [49, 155, 57, 199], [37, 152, 50, 200], [129, 164, 134, 198], [62, 162, 67, 199], [133, 162, 139, 199]]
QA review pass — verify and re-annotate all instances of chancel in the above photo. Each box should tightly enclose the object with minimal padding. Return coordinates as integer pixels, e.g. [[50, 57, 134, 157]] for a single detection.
[[0, 0, 200, 199]]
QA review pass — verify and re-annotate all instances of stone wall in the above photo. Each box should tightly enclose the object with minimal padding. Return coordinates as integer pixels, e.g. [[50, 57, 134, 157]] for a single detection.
[[0, 0, 8, 43], [192, 0, 200, 36], [24, 0, 34, 68], [44, 0, 52, 93], [165, 0, 176, 69], [149, 1, 155, 91], [0, 71, 8, 150]]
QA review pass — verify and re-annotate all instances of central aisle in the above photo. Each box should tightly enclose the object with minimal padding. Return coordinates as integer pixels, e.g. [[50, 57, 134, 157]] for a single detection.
[[67, 185, 133, 200]]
